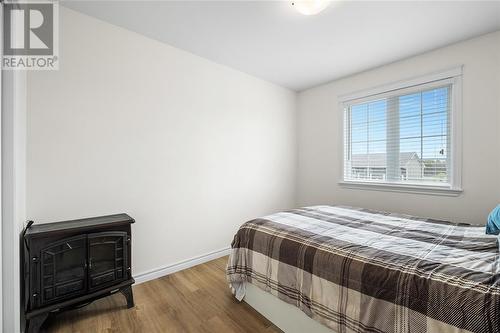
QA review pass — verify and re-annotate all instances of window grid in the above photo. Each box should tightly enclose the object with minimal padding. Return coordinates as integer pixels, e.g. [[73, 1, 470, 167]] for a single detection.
[[343, 83, 451, 186]]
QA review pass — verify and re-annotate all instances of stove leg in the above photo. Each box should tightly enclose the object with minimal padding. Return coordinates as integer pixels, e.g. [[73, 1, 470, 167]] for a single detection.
[[120, 285, 134, 308], [27, 312, 49, 333]]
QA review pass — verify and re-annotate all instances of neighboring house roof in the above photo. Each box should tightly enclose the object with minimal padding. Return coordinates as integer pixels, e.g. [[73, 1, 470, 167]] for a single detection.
[[351, 152, 422, 168]]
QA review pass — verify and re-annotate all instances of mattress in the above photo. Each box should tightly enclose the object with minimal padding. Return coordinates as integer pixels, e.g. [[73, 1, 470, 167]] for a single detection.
[[226, 205, 500, 333]]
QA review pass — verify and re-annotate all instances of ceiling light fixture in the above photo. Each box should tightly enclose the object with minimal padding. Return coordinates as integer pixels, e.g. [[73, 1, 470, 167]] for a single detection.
[[292, 1, 331, 16]]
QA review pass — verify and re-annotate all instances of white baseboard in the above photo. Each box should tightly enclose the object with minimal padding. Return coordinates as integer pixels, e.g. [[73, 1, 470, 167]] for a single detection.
[[133, 247, 231, 285]]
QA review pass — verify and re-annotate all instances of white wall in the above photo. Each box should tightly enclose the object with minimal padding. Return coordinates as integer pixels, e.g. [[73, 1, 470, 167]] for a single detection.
[[27, 8, 296, 276], [297, 31, 500, 224]]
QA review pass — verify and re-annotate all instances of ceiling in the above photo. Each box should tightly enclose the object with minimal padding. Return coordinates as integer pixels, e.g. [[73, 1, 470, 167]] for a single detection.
[[62, 1, 500, 91]]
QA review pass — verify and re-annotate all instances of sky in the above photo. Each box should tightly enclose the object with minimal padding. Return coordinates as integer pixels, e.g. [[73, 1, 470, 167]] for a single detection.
[[350, 86, 449, 161]]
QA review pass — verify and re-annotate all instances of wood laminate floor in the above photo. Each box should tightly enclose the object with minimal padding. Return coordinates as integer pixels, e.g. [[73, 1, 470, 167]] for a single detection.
[[44, 256, 282, 333]]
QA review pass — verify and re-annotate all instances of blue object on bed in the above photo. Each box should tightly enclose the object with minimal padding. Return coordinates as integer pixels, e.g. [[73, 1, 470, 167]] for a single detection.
[[486, 204, 500, 235]]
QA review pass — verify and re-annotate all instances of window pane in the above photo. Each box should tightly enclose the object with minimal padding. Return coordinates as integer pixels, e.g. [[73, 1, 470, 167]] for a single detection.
[[422, 87, 448, 115], [422, 136, 447, 159], [400, 115, 421, 139], [352, 141, 367, 155], [399, 93, 420, 118], [400, 137, 421, 154], [351, 104, 368, 125], [368, 100, 386, 122], [422, 112, 448, 137], [368, 100, 386, 142], [344, 81, 452, 187], [351, 122, 367, 143], [368, 140, 386, 154], [423, 159, 448, 182]]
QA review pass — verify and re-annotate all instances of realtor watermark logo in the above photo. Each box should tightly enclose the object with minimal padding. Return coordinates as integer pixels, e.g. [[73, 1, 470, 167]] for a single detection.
[[3, 0, 59, 70]]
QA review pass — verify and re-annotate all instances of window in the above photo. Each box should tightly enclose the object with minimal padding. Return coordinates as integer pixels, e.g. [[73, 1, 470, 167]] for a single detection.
[[340, 68, 462, 195]]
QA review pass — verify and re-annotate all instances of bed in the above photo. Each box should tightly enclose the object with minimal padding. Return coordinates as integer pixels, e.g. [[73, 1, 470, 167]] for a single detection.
[[226, 205, 500, 333]]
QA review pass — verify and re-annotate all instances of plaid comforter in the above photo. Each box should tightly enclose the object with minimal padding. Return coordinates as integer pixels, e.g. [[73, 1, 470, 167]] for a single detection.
[[226, 206, 500, 333]]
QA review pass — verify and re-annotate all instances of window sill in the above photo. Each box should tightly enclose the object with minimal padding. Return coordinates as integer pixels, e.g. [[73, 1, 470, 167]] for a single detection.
[[338, 181, 463, 197]]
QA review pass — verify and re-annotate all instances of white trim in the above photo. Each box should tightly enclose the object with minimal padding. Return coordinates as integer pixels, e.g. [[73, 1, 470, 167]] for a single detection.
[[338, 67, 463, 196], [342, 78, 456, 107], [338, 102, 346, 184], [0, 1, 4, 330], [449, 75, 463, 191], [339, 66, 463, 103], [133, 247, 231, 285], [0, 3, 3, 326], [2, 70, 27, 333], [338, 181, 462, 196]]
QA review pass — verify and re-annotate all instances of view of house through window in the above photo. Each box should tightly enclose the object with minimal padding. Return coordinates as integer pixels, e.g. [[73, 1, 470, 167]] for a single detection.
[[343, 83, 451, 186]]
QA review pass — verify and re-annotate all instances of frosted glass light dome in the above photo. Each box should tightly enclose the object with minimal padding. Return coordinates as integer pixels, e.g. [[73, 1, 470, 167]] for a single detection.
[[292, 1, 331, 15]]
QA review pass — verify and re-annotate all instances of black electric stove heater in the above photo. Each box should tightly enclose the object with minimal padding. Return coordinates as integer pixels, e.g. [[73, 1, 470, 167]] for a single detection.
[[22, 214, 135, 333]]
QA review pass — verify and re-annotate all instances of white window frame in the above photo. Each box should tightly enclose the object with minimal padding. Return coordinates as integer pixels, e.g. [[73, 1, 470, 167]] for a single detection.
[[338, 66, 463, 196]]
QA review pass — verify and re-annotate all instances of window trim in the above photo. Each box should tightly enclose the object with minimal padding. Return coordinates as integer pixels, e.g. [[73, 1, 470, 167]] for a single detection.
[[338, 66, 463, 196]]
